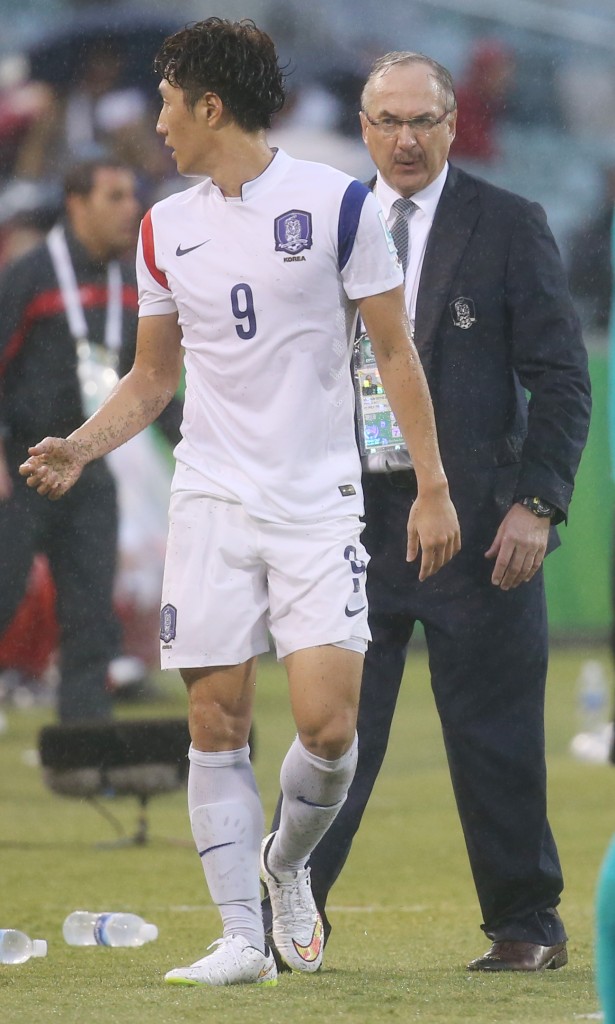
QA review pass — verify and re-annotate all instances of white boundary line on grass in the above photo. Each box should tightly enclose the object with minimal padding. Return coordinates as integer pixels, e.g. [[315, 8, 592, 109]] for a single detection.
[[168, 903, 429, 914]]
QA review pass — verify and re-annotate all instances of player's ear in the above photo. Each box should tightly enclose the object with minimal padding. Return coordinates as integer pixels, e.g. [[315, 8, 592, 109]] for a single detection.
[[196, 91, 225, 129]]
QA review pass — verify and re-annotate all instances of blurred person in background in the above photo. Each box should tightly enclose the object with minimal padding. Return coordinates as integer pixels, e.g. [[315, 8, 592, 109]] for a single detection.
[[568, 161, 615, 333], [12, 39, 172, 208], [0, 178, 62, 268], [268, 82, 373, 178], [0, 60, 52, 182], [452, 38, 516, 165], [265, 50, 591, 973], [0, 158, 140, 722]]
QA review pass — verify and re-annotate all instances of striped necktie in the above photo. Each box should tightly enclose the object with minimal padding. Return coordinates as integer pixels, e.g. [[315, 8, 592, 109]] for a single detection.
[[390, 197, 416, 276]]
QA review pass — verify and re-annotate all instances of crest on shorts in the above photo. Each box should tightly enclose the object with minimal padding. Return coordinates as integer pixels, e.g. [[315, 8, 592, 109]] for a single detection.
[[450, 296, 476, 329], [160, 603, 177, 643], [274, 209, 313, 254]]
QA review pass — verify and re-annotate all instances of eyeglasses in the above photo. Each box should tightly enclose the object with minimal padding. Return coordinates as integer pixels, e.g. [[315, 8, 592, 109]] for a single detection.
[[361, 109, 453, 138]]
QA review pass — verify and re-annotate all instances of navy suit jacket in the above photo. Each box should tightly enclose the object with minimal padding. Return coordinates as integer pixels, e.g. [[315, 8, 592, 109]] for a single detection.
[[379, 163, 591, 553]]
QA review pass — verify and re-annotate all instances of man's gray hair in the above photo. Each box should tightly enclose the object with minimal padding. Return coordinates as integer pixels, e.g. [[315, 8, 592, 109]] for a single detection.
[[361, 52, 457, 113]]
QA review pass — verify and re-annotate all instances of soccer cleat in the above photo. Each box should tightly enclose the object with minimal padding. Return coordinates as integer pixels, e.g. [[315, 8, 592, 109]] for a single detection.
[[260, 831, 324, 973], [164, 934, 278, 987]]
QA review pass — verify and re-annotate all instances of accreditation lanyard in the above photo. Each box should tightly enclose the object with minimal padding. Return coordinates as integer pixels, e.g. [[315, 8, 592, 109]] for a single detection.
[[46, 224, 123, 354]]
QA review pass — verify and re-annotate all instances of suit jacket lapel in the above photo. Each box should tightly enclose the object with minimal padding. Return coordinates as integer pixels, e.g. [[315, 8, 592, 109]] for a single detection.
[[414, 165, 480, 378]]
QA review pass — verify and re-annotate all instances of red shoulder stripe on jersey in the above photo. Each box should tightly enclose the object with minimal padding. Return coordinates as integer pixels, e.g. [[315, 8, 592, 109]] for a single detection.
[[0, 284, 139, 378], [141, 209, 170, 290]]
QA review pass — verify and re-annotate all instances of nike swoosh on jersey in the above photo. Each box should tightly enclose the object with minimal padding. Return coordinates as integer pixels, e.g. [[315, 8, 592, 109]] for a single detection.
[[345, 603, 367, 617], [292, 917, 324, 963], [176, 240, 210, 256]]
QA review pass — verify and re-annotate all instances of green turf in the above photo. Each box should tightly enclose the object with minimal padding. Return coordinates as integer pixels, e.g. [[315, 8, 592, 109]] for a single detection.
[[0, 646, 612, 1023]]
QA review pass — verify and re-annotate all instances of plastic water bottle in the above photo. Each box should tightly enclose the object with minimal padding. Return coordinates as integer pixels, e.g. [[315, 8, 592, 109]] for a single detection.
[[570, 660, 613, 764], [63, 911, 158, 947], [576, 660, 609, 733], [0, 929, 47, 964]]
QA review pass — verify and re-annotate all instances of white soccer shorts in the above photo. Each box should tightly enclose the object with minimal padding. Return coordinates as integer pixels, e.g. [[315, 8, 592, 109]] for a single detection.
[[159, 491, 371, 669]]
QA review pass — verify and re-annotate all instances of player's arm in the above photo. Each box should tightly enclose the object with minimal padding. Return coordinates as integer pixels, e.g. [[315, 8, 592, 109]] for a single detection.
[[19, 313, 183, 499], [357, 286, 460, 578]]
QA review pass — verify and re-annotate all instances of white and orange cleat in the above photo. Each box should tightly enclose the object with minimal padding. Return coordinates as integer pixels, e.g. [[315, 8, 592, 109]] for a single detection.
[[260, 832, 324, 973]]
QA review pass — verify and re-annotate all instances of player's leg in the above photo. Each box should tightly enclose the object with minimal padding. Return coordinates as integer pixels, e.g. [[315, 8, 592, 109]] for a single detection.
[[262, 612, 409, 947], [260, 514, 369, 971], [166, 659, 276, 987], [306, 611, 414, 932], [161, 492, 275, 987], [263, 474, 417, 944], [261, 644, 362, 973]]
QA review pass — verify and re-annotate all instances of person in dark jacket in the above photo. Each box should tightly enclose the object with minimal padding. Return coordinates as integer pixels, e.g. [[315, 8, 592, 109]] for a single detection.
[[264, 51, 592, 974], [0, 158, 141, 722]]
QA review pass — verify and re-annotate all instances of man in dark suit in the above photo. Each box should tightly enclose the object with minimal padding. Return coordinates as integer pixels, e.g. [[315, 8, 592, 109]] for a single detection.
[[264, 52, 591, 972]]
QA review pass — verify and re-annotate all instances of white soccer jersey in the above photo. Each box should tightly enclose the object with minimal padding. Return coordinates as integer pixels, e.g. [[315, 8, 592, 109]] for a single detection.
[[137, 148, 402, 523]]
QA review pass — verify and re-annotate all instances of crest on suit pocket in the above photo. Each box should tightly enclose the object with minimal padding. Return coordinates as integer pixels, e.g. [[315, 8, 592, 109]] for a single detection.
[[450, 296, 476, 330]]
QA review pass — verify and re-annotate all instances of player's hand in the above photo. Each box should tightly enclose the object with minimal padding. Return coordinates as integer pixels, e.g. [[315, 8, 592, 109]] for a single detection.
[[19, 437, 86, 500], [406, 486, 461, 580], [485, 503, 550, 590]]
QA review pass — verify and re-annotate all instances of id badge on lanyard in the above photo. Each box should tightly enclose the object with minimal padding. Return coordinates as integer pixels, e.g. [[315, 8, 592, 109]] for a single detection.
[[47, 225, 122, 419], [353, 328, 408, 457]]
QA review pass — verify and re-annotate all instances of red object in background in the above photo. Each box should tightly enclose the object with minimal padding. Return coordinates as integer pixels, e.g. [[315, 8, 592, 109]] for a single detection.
[[0, 554, 160, 681], [114, 598, 160, 671], [0, 555, 59, 677], [452, 40, 516, 163]]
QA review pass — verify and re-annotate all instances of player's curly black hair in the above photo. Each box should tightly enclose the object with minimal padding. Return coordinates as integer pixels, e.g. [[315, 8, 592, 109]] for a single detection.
[[154, 17, 287, 132]]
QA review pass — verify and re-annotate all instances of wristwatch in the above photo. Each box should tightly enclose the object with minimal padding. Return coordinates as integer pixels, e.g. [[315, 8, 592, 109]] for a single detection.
[[519, 495, 556, 519]]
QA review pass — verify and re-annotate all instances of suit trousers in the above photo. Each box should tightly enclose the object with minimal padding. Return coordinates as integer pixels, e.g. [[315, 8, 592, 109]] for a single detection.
[[270, 470, 566, 946], [0, 444, 120, 722]]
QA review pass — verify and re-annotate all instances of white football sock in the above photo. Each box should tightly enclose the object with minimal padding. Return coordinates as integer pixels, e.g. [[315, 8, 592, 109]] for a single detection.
[[188, 744, 265, 952], [269, 733, 358, 877]]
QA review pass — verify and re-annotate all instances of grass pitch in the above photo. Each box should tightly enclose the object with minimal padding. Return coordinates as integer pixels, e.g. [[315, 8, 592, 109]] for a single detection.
[[0, 645, 612, 1024]]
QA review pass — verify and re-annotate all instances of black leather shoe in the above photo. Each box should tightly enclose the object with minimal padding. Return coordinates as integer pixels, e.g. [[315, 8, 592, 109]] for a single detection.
[[467, 940, 568, 972]]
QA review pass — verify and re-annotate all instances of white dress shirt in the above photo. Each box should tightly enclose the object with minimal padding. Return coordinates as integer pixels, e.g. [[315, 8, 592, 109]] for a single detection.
[[375, 162, 449, 331]]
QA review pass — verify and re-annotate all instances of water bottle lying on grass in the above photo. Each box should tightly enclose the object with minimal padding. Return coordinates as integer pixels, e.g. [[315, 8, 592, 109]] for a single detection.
[[63, 911, 158, 947], [0, 929, 47, 964]]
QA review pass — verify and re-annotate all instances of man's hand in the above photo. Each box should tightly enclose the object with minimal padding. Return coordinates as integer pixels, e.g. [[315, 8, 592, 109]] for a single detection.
[[19, 437, 86, 500], [485, 503, 550, 590], [407, 485, 461, 580]]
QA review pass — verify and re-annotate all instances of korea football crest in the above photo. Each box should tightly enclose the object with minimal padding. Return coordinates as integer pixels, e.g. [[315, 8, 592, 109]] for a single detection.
[[160, 603, 177, 644], [450, 296, 477, 330], [274, 209, 313, 255]]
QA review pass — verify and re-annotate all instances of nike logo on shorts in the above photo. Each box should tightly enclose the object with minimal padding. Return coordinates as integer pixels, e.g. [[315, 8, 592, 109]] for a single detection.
[[176, 240, 210, 256], [345, 603, 367, 617]]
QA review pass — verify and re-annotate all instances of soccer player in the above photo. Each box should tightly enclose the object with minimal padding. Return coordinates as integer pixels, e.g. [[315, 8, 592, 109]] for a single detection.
[[20, 18, 460, 987]]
